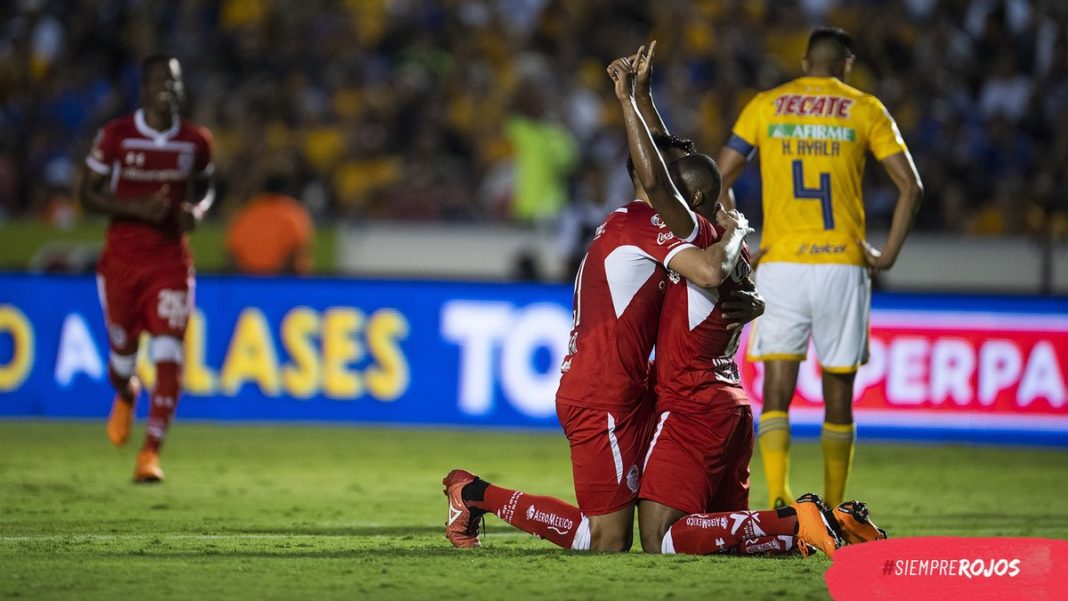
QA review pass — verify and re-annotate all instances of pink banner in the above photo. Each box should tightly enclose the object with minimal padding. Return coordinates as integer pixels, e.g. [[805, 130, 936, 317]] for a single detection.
[[739, 310, 1068, 432], [825, 537, 1068, 600]]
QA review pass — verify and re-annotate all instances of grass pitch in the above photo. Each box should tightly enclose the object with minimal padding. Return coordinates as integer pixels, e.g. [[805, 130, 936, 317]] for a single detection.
[[1, 421, 1066, 600]]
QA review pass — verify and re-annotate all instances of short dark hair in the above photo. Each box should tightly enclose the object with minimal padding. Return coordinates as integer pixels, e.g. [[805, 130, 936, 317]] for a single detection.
[[626, 133, 697, 182], [668, 153, 721, 217], [141, 53, 176, 78], [806, 26, 856, 61]]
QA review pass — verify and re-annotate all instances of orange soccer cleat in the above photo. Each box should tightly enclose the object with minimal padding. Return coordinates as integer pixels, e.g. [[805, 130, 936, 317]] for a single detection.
[[791, 493, 842, 559], [442, 469, 483, 548], [832, 500, 888, 545], [133, 448, 164, 483], [106, 376, 141, 447]]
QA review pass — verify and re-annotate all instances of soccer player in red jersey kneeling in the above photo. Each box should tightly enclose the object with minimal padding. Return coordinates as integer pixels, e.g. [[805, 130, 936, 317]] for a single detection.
[[443, 44, 764, 552], [76, 54, 215, 483]]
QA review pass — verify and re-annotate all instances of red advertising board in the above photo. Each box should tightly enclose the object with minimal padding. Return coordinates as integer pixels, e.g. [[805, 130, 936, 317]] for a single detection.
[[740, 310, 1068, 434]]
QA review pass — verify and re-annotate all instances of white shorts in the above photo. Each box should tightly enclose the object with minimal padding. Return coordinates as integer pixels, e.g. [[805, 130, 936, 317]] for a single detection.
[[747, 262, 870, 373]]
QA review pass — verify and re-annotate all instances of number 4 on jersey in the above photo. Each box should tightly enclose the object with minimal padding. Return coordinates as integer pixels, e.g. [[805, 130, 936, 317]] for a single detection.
[[791, 160, 834, 230]]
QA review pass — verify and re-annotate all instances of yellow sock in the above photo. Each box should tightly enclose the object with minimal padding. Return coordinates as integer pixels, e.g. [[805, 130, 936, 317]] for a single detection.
[[821, 422, 856, 507], [757, 410, 792, 507]]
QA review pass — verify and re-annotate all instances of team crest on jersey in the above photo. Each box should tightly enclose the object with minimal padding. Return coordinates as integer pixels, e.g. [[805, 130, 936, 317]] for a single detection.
[[626, 465, 640, 493], [650, 215, 667, 229], [178, 152, 194, 172]]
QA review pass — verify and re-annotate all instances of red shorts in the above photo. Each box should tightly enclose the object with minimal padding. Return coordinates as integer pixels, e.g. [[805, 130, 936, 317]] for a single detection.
[[556, 399, 656, 516], [639, 405, 753, 515], [96, 249, 193, 353]]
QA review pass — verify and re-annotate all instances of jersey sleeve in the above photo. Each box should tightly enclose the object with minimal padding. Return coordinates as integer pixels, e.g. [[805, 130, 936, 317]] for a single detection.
[[85, 123, 118, 175], [866, 96, 908, 160], [635, 211, 710, 267], [194, 126, 215, 176], [627, 210, 696, 269], [725, 92, 764, 161]]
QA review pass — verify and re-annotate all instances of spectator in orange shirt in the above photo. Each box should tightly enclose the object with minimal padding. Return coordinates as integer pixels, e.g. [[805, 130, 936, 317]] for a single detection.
[[226, 174, 314, 275]]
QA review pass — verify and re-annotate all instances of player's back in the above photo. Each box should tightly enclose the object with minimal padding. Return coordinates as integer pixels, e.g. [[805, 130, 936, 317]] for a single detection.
[[730, 76, 907, 266], [88, 110, 213, 260], [557, 200, 695, 411], [655, 215, 751, 413]]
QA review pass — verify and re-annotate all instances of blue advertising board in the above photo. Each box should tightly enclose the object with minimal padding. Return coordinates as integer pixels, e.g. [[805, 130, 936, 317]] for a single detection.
[[1, 274, 1066, 444]]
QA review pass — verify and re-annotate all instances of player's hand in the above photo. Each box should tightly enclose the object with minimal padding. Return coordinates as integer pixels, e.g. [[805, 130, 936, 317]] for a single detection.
[[178, 202, 202, 232], [860, 239, 893, 275], [722, 288, 765, 330], [715, 202, 753, 236], [607, 57, 635, 100], [630, 41, 656, 95], [135, 185, 170, 224]]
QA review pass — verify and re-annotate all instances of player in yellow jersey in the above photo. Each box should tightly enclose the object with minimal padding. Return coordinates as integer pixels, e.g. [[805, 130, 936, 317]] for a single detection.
[[716, 27, 923, 508]]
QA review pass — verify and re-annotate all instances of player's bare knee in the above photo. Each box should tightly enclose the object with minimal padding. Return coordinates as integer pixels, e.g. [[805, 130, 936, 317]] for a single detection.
[[640, 528, 664, 554], [588, 515, 632, 553], [822, 371, 856, 423]]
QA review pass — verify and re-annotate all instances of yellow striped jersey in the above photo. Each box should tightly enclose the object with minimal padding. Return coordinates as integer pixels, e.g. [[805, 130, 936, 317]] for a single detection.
[[727, 76, 908, 265]]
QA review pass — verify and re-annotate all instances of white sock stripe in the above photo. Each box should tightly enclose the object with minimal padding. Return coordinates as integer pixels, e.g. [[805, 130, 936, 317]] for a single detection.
[[661, 528, 676, 554], [150, 336, 184, 364], [607, 412, 624, 485], [642, 411, 670, 472], [820, 428, 856, 442], [109, 353, 136, 378], [758, 417, 790, 433], [570, 516, 591, 551]]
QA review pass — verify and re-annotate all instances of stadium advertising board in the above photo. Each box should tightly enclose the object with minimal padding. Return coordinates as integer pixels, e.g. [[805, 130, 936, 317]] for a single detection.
[[1, 274, 1065, 444]]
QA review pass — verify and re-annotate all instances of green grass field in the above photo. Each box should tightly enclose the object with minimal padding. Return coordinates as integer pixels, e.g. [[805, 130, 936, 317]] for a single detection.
[[1, 421, 1066, 600]]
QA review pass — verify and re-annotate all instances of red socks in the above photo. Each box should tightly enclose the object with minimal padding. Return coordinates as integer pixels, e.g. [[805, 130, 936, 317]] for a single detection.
[[663, 508, 799, 555], [465, 483, 588, 550], [144, 361, 180, 452]]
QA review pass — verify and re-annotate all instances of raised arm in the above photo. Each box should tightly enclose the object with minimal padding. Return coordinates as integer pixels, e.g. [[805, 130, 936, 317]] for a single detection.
[[632, 41, 668, 139], [861, 151, 923, 271], [666, 203, 751, 288], [608, 56, 696, 240]]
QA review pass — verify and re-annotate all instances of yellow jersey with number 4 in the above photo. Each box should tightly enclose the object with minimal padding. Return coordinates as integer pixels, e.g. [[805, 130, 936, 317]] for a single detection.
[[727, 76, 907, 266]]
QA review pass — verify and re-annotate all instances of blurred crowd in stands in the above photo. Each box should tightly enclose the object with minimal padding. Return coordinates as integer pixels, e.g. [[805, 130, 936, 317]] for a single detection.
[[2, 0, 1067, 247]]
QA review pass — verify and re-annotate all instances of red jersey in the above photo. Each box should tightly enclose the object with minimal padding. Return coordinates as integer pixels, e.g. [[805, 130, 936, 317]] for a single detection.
[[85, 109, 214, 264], [556, 200, 699, 410], [655, 214, 752, 413]]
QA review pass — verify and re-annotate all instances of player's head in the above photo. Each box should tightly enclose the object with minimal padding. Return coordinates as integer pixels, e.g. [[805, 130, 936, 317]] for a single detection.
[[667, 153, 721, 219], [803, 26, 856, 81], [141, 53, 184, 115], [626, 133, 696, 185]]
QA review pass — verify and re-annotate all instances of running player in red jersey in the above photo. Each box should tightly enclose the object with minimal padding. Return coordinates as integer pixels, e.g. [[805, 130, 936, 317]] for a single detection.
[[75, 54, 215, 483], [442, 47, 764, 553]]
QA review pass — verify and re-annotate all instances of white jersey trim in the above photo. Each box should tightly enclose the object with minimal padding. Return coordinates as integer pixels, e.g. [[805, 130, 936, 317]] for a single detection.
[[607, 412, 624, 485], [134, 108, 181, 144], [663, 243, 697, 270], [120, 138, 196, 153], [686, 280, 719, 331], [603, 245, 657, 319], [85, 157, 110, 175], [642, 411, 671, 471]]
